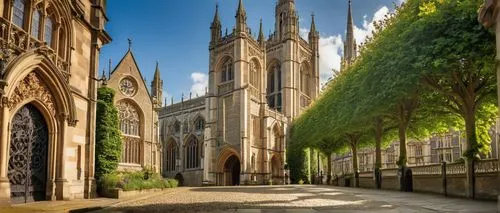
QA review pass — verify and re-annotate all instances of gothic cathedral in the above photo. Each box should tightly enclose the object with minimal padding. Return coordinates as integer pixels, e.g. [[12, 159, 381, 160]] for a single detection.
[[160, 0, 320, 186]]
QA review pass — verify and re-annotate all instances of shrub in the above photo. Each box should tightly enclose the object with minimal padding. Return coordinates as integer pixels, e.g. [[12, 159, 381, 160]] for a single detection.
[[167, 179, 179, 188], [99, 169, 179, 192], [298, 179, 304, 185], [99, 173, 120, 190], [267, 179, 273, 185]]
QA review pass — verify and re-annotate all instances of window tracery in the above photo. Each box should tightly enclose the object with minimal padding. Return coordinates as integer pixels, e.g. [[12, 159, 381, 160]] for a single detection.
[[31, 9, 41, 39], [221, 58, 233, 83], [300, 64, 311, 97], [194, 117, 205, 132], [44, 16, 54, 46], [165, 140, 177, 171], [249, 59, 260, 87], [118, 101, 140, 136], [185, 136, 200, 169], [267, 63, 282, 111], [13, 0, 25, 28]]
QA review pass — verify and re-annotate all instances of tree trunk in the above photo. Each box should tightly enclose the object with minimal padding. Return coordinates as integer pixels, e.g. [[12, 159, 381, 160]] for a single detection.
[[464, 107, 477, 199], [398, 121, 408, 167], [374, 118, 383, 189], [350, 142, 359, 188], [327, 153, 332, 185]]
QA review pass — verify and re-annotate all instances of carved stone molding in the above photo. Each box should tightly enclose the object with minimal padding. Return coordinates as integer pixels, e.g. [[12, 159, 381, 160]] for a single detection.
[[0, 97, 8, 108], [215, 44, 234, 58], [8, 72, 56, 115], [249, 46, 261, 58]]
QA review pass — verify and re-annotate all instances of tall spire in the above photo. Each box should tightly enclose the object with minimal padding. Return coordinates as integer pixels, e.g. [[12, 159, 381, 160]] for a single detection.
[[210, 4, 222, 43], [212, 4, 221, 27], [151, 61, 163, 107], [308, 13, 319, 50], [153, 61, 160, 82], [258, 18, 265, 46], [343, 0, 357, 67], [235, 0, 247, 33], [309, 13, 318, 38]]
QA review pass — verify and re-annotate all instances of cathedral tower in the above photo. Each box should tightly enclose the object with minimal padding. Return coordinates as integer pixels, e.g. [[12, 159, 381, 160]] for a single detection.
[[342, 0, 357, 71], [159, 0, 320, 186]]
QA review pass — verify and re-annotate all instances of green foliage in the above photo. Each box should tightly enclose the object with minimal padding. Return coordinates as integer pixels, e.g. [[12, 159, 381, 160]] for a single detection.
[[96, 87, 122, 179], [289, 0, 497, 175], [99, 170, 178, 191], [310, 149, 318, 178], [287, 143, 311, 184]]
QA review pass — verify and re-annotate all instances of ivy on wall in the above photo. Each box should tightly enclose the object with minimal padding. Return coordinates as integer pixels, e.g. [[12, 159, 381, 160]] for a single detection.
[[95, 87, 122, 179]]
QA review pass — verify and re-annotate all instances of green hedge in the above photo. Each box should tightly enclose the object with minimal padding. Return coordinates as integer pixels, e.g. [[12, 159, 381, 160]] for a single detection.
[[100, 170, 178, 191], [287, 145, 311, 184]]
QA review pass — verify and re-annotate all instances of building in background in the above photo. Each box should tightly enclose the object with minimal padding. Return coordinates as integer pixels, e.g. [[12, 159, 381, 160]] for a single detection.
[[159, 0, 320, 186], [102, 46, 162, 173], [332, 124, 500, 176]]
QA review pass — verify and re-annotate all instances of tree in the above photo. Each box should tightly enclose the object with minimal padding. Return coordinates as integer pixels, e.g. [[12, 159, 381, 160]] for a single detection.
[[95, 87, 122, 179], [408, 0, 496, 198]]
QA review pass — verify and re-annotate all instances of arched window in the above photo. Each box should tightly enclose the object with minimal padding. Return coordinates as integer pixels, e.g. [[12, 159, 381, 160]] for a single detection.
[[165, 140, 177, 171], [118, 101, 140, 136], [44, 16, 54, 46], [221, 58, 233, 83], [12, 0, 26, 28], [185, 136, 200, 169], [31, 9, 41, 39], [58, 25, 66, 57], [174, 121, 181, 134], [267, 63, 282, 111], [300, 64, 311, 96], [194, 117, 205, 131], [273, 125, 281, 151], [249, 59, 260, 88]]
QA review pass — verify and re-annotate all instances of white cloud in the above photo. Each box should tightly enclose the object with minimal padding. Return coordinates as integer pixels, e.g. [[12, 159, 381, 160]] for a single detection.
[[190, 72, 208, 97], [299, 28, 310, 40], [298, 6, 394, 89], [300, 28, 343, 88], [353, 6, 390, 45]]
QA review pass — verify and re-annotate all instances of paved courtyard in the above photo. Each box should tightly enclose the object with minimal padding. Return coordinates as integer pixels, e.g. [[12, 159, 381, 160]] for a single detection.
[[93, 185, 496, 213]]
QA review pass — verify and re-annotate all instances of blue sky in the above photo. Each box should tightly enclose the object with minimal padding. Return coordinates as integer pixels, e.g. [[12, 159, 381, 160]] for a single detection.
[[99, 0, 404, 103]]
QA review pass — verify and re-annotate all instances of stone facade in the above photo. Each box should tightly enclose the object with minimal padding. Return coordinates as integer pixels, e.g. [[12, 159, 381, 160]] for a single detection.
[[0, 0, 110, 204], [103, 48, 161, 173], [332, 128, 500, 176], [159, 0, 320, 186]]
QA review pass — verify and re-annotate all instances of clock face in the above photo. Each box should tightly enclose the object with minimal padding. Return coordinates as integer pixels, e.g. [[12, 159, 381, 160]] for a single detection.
[[120, 78, 136, 96]]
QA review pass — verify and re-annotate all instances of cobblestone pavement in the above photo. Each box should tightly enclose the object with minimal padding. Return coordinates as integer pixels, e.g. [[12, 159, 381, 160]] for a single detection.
[[94, 185, 498, 213]]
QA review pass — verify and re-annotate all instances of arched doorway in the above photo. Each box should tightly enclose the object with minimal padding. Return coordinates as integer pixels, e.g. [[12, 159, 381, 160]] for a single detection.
[[224, 155, 240, 186], [271, 155, 282, 185], [8, 104, 49, 203]]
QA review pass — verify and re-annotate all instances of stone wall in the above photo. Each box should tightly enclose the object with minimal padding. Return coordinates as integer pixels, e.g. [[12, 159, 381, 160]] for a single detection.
[[358, 172, 375, 189], [333, 160, 499, 200]]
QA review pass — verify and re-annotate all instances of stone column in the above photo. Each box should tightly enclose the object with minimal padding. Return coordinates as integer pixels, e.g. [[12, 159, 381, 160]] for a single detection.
[[55, 113, 69, 200], [0, 97, 10, 205]]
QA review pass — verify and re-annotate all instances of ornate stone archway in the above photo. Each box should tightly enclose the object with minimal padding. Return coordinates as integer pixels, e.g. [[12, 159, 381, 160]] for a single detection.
[[0, 53, 77, 202]]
